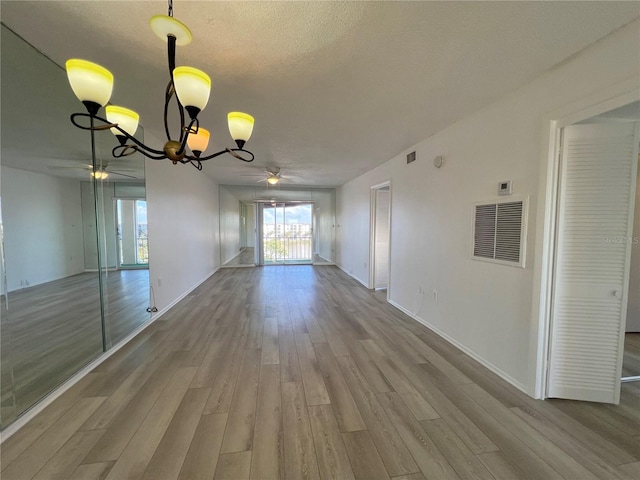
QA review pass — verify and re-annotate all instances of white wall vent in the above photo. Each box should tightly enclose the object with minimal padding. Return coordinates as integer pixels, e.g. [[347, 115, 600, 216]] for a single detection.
[[472, 198, 527, 268], [406, 151, 416, 164]]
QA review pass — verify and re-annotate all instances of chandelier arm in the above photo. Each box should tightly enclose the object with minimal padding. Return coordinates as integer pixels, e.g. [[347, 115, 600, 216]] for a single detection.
[[196, 148, 255, 163], [71, 112, 166, 156], [163, 82, 174, 141], [189, 159, 203, 171], [112, 129, 166, 156], [111, 144, 165, 161], [70, 113, 117, 131], [165, 33, 188, 144], [175, 117, 199, 156], [226, 148, 255, 163], [178, 101, 186, 143], [112, 144, 139, 158]]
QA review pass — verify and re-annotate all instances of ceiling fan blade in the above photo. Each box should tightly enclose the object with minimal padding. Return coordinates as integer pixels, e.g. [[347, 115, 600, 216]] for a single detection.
[[48, 164, 92, 170]]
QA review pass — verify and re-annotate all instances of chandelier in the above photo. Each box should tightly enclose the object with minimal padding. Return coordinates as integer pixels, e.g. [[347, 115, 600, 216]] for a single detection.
[[66, 0, 255, 172]]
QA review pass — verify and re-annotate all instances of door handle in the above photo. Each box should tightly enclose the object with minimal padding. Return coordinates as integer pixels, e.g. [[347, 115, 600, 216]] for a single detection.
[[613, 290, 622, 299]]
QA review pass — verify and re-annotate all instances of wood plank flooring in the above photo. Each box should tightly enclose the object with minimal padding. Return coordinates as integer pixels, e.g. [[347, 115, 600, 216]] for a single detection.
[[1, 266, 639, 480], [1, 270, 150, 421]]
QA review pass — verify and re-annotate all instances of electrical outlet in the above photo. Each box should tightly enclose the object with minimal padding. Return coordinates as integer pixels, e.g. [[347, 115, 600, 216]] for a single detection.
[[157, 278, 162, 287], [432, 289, 438, 303]]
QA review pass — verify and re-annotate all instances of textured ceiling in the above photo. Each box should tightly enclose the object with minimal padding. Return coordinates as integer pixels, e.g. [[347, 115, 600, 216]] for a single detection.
[[1, 1, 639, 187]]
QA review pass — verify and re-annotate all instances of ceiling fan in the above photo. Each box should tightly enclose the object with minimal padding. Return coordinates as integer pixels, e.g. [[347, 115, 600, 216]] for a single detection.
[[240, 167, 295, 185], [48, 161, 141, 179]]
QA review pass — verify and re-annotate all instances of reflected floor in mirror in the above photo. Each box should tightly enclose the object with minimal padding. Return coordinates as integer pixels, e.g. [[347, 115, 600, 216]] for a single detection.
[[1, 266, 639, 480], [223, 247, 256, 267], [2, 270, 150, 415]]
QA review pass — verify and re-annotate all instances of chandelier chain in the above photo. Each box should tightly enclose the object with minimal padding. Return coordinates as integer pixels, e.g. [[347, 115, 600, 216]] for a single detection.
[[168, 0, 173, 17]]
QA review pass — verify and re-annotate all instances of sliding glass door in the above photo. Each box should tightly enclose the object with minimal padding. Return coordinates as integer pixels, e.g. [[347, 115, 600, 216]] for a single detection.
[[262, 203, 313, 265], [116, 199, 148, 268]]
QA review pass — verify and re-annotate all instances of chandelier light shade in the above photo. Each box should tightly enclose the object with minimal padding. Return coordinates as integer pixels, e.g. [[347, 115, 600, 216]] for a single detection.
[[66, 0, 255, 171], [228, 112, 255, 145], [172, 67, 211, 118], [66, 59, 114, 109], [187, 127, 210, 156], [105, 106, 139, 137]]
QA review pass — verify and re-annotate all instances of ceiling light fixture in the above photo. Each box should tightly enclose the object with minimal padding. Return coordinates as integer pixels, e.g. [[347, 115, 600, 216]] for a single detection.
[[91, 170, 109, 180], [65, 0, 255, 172], [267, 175, 280, 185]]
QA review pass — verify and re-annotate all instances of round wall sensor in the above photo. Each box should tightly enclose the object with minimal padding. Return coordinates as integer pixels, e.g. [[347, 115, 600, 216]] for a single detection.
[[434, 156, 444, 168]]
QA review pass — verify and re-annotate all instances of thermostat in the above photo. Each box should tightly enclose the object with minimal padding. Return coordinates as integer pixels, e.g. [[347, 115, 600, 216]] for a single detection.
[[498, 180, 512, 195]]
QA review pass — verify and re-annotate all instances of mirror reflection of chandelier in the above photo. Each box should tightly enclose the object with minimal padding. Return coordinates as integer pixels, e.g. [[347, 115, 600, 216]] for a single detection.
[[65, 0, 255, 172]]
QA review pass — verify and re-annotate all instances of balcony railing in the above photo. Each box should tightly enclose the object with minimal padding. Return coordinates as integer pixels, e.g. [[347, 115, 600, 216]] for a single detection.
[[137, 237, 149, 265], [263, 233, 312, 263]]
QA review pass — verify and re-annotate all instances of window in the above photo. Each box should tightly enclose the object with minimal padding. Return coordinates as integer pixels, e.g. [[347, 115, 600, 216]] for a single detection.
[[472, 199, 527, 267]]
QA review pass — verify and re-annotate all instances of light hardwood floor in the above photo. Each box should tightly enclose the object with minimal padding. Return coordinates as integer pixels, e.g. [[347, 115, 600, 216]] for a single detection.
[[1, 270, 150, 418], [1, 266, 639, 480]]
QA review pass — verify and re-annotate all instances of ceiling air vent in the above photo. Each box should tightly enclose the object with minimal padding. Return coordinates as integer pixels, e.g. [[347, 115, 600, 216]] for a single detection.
[[406, 151, 416, 164], [472, 198, 527, 268]]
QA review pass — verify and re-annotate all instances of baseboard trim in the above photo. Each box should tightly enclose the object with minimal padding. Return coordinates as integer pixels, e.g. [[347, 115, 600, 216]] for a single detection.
[[336, 263, 370, 289], [387, 299, 530, 397], [150, 267, 219, 319], [0, 266, 220, 442]]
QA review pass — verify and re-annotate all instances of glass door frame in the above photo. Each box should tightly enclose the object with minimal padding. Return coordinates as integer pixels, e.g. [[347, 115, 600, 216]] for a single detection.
[[258, 201, 314, 266], [114, 197, 148, 270]]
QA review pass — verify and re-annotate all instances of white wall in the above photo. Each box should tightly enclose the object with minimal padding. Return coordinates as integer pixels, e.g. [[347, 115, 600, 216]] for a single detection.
[[146, 157, 220, 313], [337, 19, 640, 394], [626, 155, 640, 332], [1, 167, 85, 292], [219, 186, 241, 264]]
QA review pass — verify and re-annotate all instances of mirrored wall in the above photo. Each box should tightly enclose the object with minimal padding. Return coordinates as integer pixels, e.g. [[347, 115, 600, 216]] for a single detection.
[[0, 25, 151, 428]]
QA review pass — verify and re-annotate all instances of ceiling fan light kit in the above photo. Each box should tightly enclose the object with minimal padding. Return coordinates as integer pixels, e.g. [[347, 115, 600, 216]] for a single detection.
[[65, 0, 255, 172], [267, 175, 279, 185]]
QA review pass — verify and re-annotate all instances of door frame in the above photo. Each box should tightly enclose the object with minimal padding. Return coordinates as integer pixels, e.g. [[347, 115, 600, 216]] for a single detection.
[[369, 180, 392, 299], [532, 78, 640, 399]]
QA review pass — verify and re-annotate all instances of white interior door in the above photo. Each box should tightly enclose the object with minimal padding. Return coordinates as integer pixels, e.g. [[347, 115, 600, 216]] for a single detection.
[[548, 122, 639, 403], [374, 189, 390, 289]]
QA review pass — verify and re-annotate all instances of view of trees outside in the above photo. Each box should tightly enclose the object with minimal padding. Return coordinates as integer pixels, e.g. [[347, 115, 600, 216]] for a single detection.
[[263, 204, 313, 263]]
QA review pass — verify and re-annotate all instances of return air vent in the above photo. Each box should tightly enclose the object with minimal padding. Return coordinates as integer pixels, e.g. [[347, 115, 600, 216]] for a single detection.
[[406, 151, 416, 164], [472, 199, 527, 268]]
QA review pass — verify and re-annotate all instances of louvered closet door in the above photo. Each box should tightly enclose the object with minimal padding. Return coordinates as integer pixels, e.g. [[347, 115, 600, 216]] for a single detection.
[[548, 122, 639, 403]]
